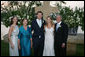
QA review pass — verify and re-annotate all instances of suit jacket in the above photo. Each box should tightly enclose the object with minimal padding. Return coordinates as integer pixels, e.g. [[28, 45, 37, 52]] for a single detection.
[[54, 22, 68, 47], [31, 19, 46, 43]]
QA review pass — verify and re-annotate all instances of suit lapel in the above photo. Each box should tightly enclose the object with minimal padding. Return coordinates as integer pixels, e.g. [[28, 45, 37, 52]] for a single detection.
[[35, 19, 43, 29], [41, 19, 44, 28], [56, 22, 62, 32], [35, 19, 40, 28], [55, 23, 57, 32]]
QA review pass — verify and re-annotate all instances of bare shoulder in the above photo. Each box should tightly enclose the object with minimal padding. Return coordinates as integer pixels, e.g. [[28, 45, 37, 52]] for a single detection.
[[52, 24, 55, 28], [11, 25, 15, 28], [9, 25, 14, 31]]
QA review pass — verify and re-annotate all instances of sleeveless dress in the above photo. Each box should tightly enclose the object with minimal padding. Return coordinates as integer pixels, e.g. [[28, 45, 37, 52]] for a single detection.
[[9, 25, 19, 56], [43, 27, 55, 56]]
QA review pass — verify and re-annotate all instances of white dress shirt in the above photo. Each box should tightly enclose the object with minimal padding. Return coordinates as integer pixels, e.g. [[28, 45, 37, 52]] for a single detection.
[[56, 21, 62, 31], [36, 19, 42, 28]]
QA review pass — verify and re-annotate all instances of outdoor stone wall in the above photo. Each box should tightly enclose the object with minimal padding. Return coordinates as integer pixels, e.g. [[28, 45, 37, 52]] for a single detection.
[[67, 34, 84, 55]]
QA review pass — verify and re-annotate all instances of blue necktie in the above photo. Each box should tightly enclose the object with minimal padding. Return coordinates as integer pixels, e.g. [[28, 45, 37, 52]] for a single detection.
[[56, 23, 59, 31]]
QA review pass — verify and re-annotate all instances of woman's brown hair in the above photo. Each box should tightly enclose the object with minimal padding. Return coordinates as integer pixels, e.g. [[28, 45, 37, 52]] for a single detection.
[[10, 16, 18, 26], [22, 18, 28, 25]]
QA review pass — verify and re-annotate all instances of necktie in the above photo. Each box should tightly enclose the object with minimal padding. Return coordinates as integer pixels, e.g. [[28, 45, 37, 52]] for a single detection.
[[39, 20, 42, 28], [56, 23, 59, 31], [39, 20, 41, 27]]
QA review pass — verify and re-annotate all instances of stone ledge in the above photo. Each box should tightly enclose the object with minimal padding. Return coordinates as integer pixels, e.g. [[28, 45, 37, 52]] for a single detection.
[[67, 34, 84, 55], [67, 34, 84, 44]]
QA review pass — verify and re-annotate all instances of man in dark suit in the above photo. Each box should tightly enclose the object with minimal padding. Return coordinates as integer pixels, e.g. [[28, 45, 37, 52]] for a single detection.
[[54, 14, 68, 56], [31, 11, 45, 56]]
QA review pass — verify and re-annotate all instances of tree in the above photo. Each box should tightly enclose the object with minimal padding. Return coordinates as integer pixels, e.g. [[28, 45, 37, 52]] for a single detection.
[[50, 2, 84, 34], [79, 8, 84, 31], [1, 1, 42, 27]]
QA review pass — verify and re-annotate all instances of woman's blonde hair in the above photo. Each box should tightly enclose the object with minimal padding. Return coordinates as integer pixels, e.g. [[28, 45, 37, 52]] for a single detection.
[[46, 16, 54, 27]]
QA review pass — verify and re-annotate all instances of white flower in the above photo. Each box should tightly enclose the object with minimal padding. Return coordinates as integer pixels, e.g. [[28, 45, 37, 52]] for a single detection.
[[43, 20, 44, 23], [9, 16, 13, 21], [18, 22, 20, 24], [27, 15, 29, 19]]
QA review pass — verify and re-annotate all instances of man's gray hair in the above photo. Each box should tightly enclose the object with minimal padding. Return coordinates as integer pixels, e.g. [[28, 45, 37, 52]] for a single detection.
[[56, 14, 62, 19]]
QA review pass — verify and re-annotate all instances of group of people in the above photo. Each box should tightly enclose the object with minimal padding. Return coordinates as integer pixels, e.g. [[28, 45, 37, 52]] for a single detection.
[[8, 11, 68, 56]]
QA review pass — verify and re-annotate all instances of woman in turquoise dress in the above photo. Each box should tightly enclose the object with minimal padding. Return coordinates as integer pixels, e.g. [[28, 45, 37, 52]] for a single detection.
[[18, 19, 32, 56]]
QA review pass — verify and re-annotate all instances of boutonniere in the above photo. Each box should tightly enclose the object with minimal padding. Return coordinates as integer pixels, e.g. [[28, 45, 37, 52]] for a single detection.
[[42, 20, 44, 23], [43, 20, 44, 23], [29, 25, 31, 28], [42, 19, 45, 24]]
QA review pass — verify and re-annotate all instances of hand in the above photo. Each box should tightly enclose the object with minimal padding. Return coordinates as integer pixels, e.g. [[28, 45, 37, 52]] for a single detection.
[[31, 42, 32, 48], [30, 38, 32, 48], [31, 44, 32, 48], [18, 45, 21, 50], [61, 43, 65, 48], [11, 43, 14, 49]]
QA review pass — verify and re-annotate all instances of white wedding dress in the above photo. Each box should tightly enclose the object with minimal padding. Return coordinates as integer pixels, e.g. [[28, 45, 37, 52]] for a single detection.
[[9, 25, 19, 56], [43, 27, 55, 56]]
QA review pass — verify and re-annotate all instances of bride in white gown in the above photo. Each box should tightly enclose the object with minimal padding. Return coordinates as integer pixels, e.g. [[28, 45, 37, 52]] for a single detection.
[[43, 16, 55, 56], [8, 16, 19, 56]]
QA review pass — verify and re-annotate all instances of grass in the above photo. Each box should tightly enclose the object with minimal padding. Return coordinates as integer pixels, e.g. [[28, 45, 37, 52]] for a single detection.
[[1, 40, 9, 56], [1, 40, 34, 56], [76, 44, 84, 56], [1, 40, 84, 56], [67, 44, 84, 56]]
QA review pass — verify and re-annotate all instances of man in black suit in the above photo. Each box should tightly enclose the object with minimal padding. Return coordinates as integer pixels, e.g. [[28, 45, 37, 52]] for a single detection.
[[54, 14, 68, 56], [31, 11, 45, 56]]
